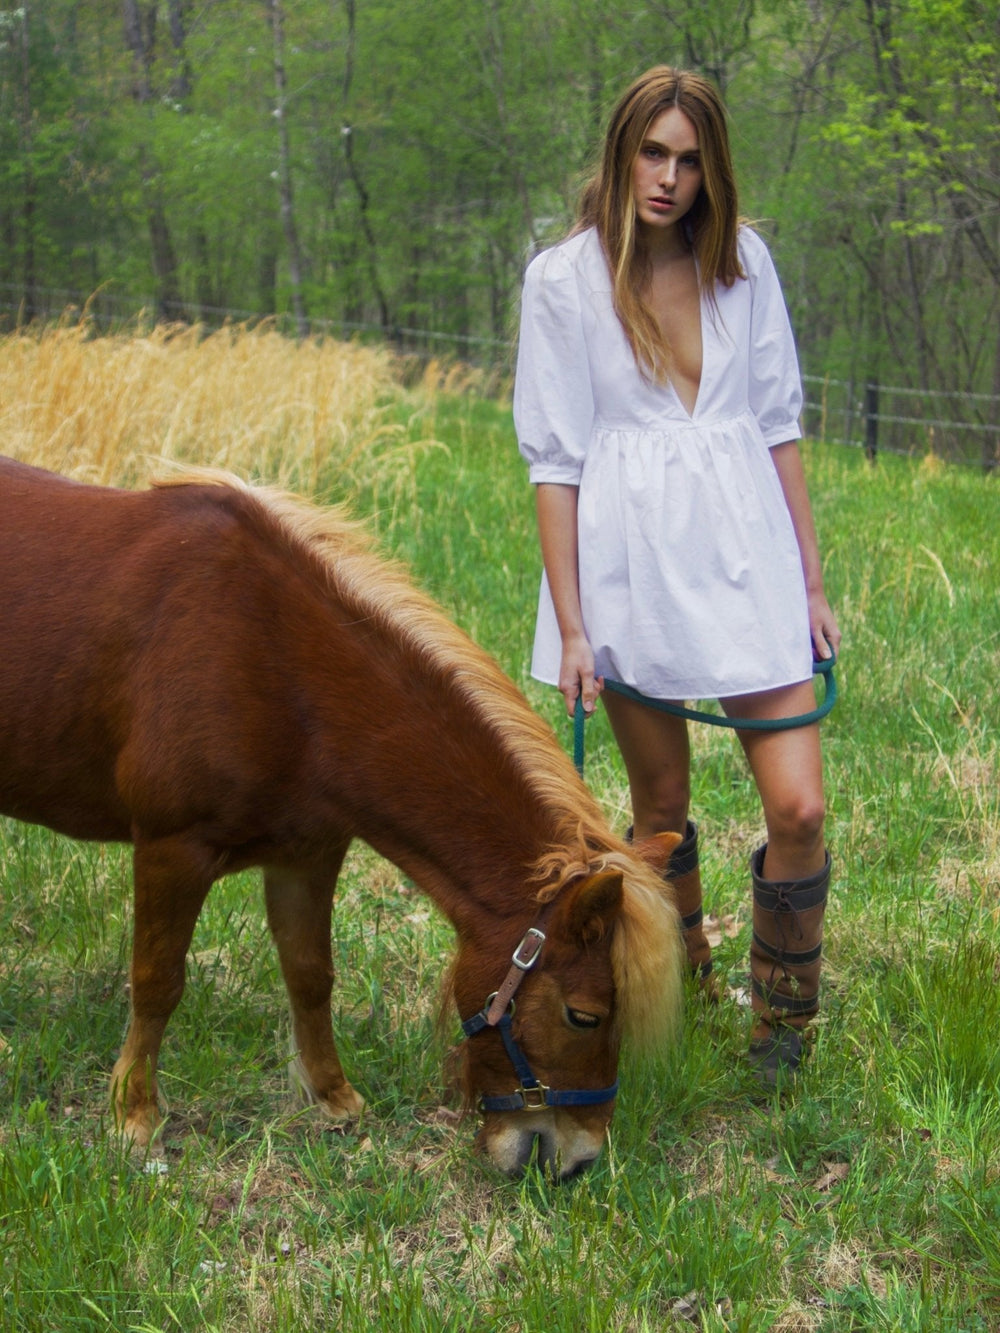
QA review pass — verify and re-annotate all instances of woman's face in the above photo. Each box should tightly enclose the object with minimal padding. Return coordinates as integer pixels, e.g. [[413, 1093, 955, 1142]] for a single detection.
[[631, 106, 703, 241]]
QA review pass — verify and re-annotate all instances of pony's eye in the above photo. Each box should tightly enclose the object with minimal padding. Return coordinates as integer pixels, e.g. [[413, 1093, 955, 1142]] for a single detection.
[[565, 1007, 601, 1030]]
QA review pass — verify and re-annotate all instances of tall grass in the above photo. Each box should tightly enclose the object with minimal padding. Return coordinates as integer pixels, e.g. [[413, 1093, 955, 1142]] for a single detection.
[[0, 315, 450, 515], [2, 327, 999, 1330]]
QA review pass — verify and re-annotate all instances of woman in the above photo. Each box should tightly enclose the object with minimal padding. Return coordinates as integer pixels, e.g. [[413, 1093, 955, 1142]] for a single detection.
[[513, 66, 840, 1085]]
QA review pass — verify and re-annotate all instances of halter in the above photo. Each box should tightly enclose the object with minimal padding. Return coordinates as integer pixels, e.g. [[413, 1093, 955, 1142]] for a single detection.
[[460, 914, 620, 1113]]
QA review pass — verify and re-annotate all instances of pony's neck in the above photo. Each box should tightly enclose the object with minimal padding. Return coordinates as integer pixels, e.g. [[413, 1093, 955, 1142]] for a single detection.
[[309, 656, 576, 930], [272, 497, 603, 931], [340, 716, 563, 931]]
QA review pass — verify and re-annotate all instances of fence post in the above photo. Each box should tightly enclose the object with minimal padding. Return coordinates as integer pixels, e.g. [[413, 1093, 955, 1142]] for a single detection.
[[864, 381, 879, 461], [844, 378, 854, 450]]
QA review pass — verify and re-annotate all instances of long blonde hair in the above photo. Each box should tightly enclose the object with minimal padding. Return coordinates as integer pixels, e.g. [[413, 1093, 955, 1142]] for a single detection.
[[577, 66, 744, 382]]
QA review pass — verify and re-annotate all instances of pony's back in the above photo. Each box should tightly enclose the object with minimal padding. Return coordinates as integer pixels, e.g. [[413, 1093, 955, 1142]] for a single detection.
[[0, 460, 340, 843]]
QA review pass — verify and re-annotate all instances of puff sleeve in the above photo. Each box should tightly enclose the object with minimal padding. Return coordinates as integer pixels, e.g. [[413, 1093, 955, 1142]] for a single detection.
[[744, 232, 804, 447], [513, 247, 595, 485]]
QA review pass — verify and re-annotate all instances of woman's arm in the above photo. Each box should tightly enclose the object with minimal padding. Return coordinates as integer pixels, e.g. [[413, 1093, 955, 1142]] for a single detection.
[[535, 482, 603, 716], [769, 441, 841, 659]]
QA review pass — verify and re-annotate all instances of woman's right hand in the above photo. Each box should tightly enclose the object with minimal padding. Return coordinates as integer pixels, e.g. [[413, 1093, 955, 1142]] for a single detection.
[[558, 632, 603, 718]]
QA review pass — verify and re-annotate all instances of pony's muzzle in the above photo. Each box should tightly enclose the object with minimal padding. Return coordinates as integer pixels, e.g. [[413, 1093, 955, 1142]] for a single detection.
[[478, 1109, 607, 1179]]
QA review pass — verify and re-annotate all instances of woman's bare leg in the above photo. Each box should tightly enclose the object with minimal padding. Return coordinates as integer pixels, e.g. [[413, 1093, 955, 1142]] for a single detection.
[[601, 689, 691, 839], [602, 691, 717, 986], [723, 678, 831, 1081], [722, 680, 827, 877]]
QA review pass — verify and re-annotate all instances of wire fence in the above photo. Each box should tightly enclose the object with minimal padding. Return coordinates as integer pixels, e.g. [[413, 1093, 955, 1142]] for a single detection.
[[2, 283, 998, 470], [801, 373, 999, 471]]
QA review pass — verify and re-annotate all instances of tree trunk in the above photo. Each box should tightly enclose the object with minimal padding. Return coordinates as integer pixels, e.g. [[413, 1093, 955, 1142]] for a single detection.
[[17, 2, 38, 320], [339, 0, 391, 333], [122, 0, 184, 322], [266, 0, 309, 339]]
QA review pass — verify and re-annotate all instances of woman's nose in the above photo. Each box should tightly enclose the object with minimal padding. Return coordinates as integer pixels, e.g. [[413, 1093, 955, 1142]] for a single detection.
[[658, 156, 677, 187]]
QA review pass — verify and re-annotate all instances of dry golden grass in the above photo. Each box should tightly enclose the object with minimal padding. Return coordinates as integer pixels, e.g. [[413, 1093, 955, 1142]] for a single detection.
[[0, 316, 434, 499]]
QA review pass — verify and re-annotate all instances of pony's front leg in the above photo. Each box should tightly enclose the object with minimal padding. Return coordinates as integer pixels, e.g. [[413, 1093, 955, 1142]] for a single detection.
[[111, 835, 215, 1147], [264, 862, 364, 1122]]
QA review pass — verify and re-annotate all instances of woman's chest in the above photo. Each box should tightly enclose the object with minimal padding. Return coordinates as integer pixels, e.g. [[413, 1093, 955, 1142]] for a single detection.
[[581, 278, 752, 422], [647, 257, 703, 399]]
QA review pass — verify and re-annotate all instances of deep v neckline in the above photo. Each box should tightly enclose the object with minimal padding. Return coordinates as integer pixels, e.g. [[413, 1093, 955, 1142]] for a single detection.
[[646, 249, 704, 420], [672, 285, 705, 422]]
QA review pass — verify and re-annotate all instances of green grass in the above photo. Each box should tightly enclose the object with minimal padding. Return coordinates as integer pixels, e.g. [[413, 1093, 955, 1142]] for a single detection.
[[3, 395, 1000, 1331]]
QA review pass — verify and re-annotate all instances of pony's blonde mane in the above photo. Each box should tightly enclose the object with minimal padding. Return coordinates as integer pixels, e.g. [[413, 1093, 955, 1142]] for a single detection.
[[153, 469, 683, 1048], [533, 840, 685, 1051]]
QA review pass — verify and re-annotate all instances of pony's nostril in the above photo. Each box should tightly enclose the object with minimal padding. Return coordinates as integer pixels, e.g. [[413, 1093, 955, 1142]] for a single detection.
[[533, 1136, 593, 1182], [503, 1130, 541, 1178], [559, 1153, 597, 1181]]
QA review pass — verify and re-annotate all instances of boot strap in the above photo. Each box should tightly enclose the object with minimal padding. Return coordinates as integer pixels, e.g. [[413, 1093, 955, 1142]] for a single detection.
[[751, 976, 819, 1016], [668, 820, 699, 878], [752, 877, 828, 915], [681, 905, 704, 932], [752, 930, 822, 967]]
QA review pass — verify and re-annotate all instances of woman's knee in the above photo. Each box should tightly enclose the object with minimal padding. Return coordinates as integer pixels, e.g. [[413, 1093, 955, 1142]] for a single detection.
[[640, 795, 690, 836], [628, 768, 690, 836], [766, 791, 826, 849], [604, 698, 691, 833]]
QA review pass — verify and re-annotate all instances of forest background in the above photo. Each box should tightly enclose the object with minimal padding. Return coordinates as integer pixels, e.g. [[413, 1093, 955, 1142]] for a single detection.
[[1, 0, 998, 465]]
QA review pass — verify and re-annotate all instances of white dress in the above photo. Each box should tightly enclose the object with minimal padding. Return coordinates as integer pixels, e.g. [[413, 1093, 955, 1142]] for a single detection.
[[513, 225, 813, 701]]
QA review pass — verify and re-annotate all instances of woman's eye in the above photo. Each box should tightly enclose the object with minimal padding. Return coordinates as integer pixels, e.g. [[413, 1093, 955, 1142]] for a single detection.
[[566, 1007, 601, 1030]]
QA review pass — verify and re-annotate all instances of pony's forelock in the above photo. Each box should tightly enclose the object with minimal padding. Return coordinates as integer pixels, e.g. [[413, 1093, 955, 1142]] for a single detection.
[[532, 837, 685, 1049], [611, 856, 685, 1050]]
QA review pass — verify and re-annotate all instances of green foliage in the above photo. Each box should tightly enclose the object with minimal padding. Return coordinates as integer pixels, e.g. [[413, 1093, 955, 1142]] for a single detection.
[[1, 0, 997, 417], [740, 0, 999, 405]]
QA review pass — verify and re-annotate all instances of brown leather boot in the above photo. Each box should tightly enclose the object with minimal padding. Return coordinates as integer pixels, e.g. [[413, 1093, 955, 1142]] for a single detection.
[[747, 844, 830, 1087], [667, 821, 717, 995], [631, 821, 717, 995]]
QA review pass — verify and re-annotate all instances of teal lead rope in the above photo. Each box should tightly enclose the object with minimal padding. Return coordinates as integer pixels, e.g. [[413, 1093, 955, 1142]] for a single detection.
[[573, 652, 837, 777]]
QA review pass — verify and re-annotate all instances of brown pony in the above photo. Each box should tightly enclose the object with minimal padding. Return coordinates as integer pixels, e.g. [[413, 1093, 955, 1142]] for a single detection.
[[0, 457, 683, 1177]]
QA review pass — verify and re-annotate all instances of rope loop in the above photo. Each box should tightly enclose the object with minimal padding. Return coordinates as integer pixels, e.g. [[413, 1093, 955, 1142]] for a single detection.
[[573, 652, 837, 777]]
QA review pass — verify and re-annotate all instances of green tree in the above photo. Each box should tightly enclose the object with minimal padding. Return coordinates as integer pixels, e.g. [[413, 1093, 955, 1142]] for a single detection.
[[1, 0, 996, 459]]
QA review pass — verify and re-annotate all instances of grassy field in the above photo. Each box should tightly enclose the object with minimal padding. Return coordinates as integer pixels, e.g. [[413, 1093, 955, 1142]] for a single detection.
[[2, 327, 1000, 1331]]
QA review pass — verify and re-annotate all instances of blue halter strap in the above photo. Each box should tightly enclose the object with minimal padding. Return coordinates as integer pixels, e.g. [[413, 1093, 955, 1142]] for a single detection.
[[460, 923, 619, 1113]]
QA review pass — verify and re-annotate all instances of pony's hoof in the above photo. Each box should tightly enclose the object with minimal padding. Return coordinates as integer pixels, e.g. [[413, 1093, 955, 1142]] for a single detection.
[[117, 1109, 166, 1152], [289, 1055, 364, 1121], [321, 1087, 366, 1122]]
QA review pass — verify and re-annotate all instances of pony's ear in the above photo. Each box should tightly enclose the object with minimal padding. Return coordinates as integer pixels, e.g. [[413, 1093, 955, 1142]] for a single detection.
[[564, 869, 624, 945], [631, 830, 682, 875]]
